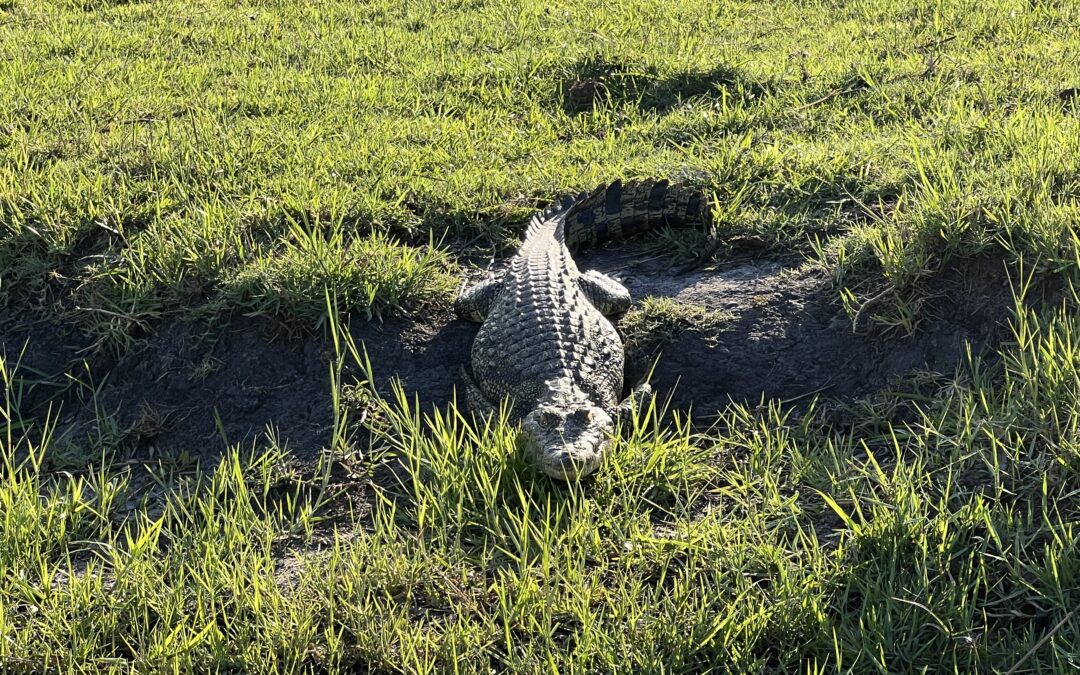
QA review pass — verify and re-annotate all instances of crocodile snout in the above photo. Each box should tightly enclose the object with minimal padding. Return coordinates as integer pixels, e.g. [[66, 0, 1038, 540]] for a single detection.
[[539, 438, 611, 480], [522, 403, 613, 480]]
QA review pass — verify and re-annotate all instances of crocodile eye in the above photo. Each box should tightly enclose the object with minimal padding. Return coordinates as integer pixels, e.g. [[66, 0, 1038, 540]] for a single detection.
[[572, 409, 593, 423]]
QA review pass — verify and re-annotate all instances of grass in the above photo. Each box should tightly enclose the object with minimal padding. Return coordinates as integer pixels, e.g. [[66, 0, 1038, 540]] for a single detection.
[[2, 0, 1080, 672], [3, 0, 1079, 333], [3, 297, 1080, 672], [620, 296, 732, 350]]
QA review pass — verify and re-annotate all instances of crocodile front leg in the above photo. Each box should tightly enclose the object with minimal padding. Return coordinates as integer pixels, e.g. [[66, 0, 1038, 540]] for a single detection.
[[454, 274, 504, 322], [459, 365, 499, 420], [578, 269, 631, 316], [615, 382, 653, 425]]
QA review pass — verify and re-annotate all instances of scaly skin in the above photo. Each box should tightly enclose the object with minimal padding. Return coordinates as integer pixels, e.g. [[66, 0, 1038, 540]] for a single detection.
[[456, 179, 709, 480]]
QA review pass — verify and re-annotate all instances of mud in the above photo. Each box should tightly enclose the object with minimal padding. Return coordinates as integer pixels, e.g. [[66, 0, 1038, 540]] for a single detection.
[[0, 251, 1018, 464], [582, 250, 1015, 413], [0, 310, 474, 463]]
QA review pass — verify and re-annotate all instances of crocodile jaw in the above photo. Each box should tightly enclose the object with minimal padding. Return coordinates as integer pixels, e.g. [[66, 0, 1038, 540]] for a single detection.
[[539, 436, 612, 481], [521, 404, 614, 480]]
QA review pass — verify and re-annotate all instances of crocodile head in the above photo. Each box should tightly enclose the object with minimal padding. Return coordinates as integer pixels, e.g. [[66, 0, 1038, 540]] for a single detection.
[[521, 382, 614, 480]]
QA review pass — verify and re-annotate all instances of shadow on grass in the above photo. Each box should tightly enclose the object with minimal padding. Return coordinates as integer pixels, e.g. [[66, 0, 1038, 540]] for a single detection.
[[560, 55, 773, 115], [77, 0, 140, 9]]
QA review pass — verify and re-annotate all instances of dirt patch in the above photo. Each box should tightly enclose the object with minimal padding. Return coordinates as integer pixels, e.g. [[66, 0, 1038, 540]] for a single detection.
[[2, 251, 1018, 464], [580, 250, 1015, 412], [1, 309, 475, 465], [597, 252, 1011, 407]]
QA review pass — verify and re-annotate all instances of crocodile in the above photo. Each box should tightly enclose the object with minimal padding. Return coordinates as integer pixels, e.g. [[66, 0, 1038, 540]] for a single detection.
[[455, 178, 710, 480]]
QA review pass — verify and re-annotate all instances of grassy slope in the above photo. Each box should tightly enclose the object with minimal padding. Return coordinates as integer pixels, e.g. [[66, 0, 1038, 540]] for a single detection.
[[2, 0, 1080, 672], [3, 0, 1078, 331]]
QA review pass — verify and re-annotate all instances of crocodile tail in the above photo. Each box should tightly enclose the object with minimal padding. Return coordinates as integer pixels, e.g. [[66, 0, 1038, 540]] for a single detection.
[[561, 178, 711, 251], [522, 192, 583, 244]]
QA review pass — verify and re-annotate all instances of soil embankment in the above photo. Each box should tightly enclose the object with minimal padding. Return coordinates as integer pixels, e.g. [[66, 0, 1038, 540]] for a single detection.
[[0, 253, 1015, 462]]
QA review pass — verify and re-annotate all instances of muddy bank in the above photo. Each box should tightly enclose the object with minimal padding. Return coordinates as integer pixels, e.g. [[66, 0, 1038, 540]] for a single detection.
[[0, 252, 1017, 463], [0, 309, 474, 462], [583, 251, 1014, 412]]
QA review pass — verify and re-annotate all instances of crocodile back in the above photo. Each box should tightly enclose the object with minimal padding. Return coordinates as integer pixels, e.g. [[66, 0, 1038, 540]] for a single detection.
[[466, 179, 709, 420], [470, 203, 624, 418]]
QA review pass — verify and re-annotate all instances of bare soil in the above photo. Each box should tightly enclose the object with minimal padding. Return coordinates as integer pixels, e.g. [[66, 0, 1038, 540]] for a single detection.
[[0, 251, 1018, 464], [585, 251, 1016, 413]]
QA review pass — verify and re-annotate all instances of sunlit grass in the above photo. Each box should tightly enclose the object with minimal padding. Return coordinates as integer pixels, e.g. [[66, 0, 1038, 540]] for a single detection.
[[2, 0, 1080, 336], [620, 296, 732, 351], [3, 288, 1079, 672], [2, 0, 1080, 672]]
